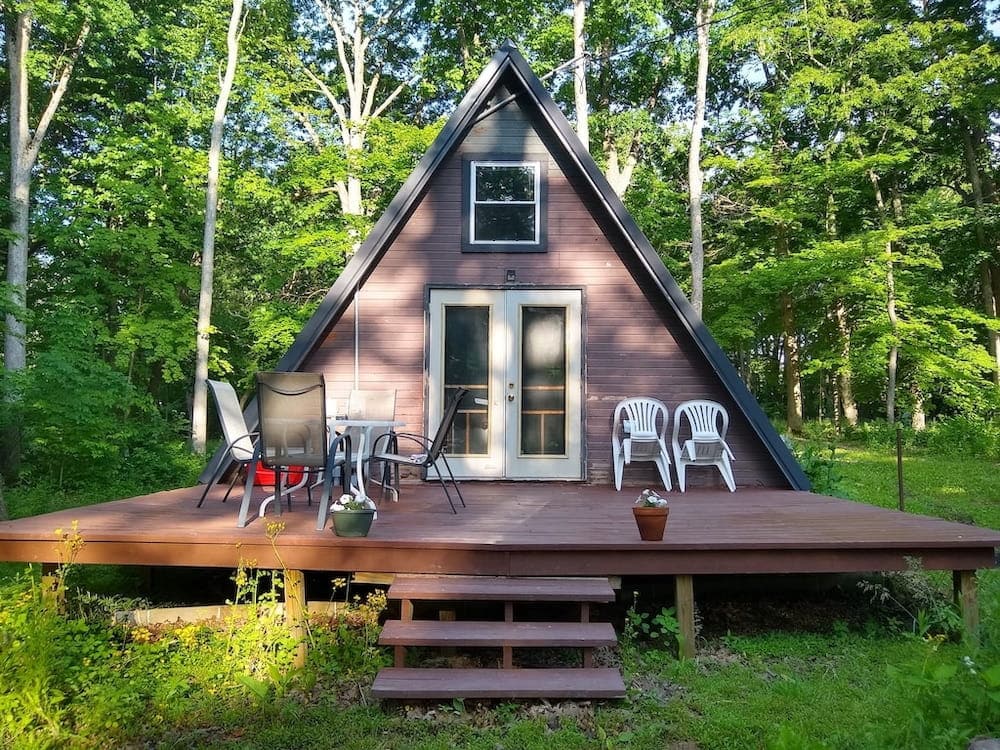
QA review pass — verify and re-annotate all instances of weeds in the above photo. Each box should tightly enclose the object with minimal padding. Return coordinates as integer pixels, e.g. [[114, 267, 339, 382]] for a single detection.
[[622, 590, 683, 659], [858, 562, 962, 639]]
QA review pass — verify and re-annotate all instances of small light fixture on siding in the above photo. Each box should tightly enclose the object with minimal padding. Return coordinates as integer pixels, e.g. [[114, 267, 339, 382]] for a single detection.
[[506, 269, 517, 283]]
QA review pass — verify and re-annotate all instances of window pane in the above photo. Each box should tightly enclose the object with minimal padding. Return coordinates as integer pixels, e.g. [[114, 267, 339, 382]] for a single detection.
[[520, 306, 566, 456], [475, 165, 535, 201], [444, 306, 489, 456], [474, 204, 535, 242]]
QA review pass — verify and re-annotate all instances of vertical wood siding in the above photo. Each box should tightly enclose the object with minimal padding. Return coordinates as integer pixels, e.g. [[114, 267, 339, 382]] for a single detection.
[[305, 78, 788, 489]]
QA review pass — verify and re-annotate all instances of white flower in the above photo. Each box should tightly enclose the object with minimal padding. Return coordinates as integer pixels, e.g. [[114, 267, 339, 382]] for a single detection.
[[635, 488, 668, 507]]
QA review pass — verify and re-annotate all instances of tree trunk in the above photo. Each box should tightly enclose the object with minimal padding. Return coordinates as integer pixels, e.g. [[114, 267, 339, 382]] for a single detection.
[[911, 387, 926, 431], [5, 13, 31, 381], [4, 13, 89, 478], [963, 129, 1000, 386], [572, 0, 588, 152], [687, 0, 715, 317], [777, 228, 803, 433], [603, 132, 638, 197], [867, 167, 899, 424], [833, 301, 859, 427], [303, 0, 409, 219], [826, 192, 858, 427], [192, 0, 245, 454]]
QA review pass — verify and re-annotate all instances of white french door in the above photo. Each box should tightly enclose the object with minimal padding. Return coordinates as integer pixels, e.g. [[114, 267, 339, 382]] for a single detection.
[[427, 289, 582, 479]]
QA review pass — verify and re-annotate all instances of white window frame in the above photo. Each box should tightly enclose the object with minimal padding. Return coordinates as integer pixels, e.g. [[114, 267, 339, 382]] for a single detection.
[[469, 160, 541, 245]]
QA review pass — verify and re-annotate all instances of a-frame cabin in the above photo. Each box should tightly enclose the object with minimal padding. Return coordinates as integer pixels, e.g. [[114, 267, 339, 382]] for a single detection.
[[0, 43, 995, 699], [266, 41, 806, 491]]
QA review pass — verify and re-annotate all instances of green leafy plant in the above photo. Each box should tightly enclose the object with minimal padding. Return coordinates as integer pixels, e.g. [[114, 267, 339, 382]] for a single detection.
[[785, 437, 844, 495], [623, 590, 681, 655], [858, 563, 963, 638], [887, 640, 1000, 746]]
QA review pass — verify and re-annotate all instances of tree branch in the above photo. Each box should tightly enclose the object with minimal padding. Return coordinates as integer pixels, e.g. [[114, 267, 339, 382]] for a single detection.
[[26, 21, 90, 167]]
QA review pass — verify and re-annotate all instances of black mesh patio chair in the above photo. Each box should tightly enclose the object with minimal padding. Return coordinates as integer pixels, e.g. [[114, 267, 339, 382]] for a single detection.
[[369, 388, 469, 514], [237, 371, 351, 528], [198, 379, 258, 508]]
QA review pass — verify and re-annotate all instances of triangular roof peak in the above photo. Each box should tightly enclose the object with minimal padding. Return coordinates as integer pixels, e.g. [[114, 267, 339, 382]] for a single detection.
[[268, 45, 809, 490]]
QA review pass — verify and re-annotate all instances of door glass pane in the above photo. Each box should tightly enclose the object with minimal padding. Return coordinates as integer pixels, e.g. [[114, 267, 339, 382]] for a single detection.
[[444, 306, 489, 455], [520, 306, 566, 455]]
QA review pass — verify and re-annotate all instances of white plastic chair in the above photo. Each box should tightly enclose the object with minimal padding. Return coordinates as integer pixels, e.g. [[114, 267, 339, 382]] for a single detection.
[[611, 397, 672, 491], [671, 400, 736, 492]]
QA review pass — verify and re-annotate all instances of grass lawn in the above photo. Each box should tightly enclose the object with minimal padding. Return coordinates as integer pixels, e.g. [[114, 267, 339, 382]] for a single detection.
[[1, 443, 998, 749], [834, 444, 1000, 530]]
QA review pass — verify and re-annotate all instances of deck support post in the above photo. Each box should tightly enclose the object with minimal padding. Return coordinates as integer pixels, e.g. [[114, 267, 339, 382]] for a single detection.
[[395, 599, 413, 668], [284, 569, 307, 668], [675, 574, 696, 660], [580, 601, 593, 668], [953, 570, 979, 644], [503, 601, 514, 668]]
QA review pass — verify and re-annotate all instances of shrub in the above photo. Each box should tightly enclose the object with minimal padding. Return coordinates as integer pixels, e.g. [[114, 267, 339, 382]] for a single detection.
[[923, 416, 1000, 461], [783, 437, 844, 495], [843, 416, 1000, 460]]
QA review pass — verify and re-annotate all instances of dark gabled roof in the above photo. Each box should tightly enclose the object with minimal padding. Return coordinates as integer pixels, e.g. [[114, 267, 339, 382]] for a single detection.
[[202, 41, 809, 491]]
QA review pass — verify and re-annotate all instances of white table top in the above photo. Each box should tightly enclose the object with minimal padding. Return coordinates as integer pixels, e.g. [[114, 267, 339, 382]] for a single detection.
[[329, 418, 404, 428]]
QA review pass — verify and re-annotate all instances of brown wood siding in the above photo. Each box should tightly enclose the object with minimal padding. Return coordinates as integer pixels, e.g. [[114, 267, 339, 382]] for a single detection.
[[305, 85, 787, 489]]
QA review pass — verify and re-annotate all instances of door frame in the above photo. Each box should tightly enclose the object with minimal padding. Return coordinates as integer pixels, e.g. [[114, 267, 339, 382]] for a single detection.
[[425, 286, 584, 480]]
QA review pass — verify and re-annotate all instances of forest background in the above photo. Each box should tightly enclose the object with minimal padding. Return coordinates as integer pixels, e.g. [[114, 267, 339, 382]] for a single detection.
[[1, 0, 998, 503]]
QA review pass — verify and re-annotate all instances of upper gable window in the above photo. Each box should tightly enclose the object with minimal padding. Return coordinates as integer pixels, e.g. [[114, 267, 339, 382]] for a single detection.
[[470, 161, 542, 247]]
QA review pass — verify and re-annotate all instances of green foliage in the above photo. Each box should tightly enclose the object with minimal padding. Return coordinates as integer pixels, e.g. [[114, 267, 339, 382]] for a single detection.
[[785, 436, 845, 495], [622, 590, 683, 658], [886, 641, 1000, 747], [844, 416, 1000, 460], [0, 548, 391, 746]]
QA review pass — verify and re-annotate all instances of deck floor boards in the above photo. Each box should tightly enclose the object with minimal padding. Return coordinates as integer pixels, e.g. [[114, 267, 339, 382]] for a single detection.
[[0, 482, 997, 576]]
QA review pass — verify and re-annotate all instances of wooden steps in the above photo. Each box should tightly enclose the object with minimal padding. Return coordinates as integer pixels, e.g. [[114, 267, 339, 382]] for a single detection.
[[372, 575, 625, 701], [385, 575, 616, 603], [373, 667, 627, 699], [379, 620, 618, 647]]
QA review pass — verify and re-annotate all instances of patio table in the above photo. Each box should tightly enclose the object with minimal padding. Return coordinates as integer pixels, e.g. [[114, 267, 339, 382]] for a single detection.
[[329, 418, 404, 501]]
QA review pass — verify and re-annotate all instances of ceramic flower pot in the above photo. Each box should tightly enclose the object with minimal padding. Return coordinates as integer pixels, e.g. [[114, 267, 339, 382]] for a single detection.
[[633, 506, 669, 541], [331, 508, 375, 537]]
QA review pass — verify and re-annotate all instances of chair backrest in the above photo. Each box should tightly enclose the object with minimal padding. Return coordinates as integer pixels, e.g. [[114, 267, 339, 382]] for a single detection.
[[428, 387, 470, 460], [347, 389, 396, 421], [256, 371, 328, 469], [615, 397, 669, 439], [674, 399, 729, 443], [207, 380, 256, 462]]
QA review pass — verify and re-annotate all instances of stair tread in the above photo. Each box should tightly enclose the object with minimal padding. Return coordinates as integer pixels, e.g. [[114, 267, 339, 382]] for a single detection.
[[387, 575, 615, 603], [372, 667, 626, 699], [380, 619, 617, 647]]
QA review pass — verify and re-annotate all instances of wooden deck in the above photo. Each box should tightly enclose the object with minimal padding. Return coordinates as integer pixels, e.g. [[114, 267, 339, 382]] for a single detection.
[[0, 482, 996, 577]]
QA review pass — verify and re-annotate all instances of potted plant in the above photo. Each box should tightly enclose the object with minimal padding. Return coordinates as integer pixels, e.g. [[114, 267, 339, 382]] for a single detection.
[[633, 489, 669, 541], [330, 494, 377, 537]]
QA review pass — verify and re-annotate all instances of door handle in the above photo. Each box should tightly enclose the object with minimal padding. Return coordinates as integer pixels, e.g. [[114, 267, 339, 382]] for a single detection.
[[507, 393, 515, 402]]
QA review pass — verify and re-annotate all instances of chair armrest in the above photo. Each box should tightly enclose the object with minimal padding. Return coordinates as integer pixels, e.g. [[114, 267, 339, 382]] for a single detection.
[[328, 432, 352, 462], [390, 432, 433, 451]]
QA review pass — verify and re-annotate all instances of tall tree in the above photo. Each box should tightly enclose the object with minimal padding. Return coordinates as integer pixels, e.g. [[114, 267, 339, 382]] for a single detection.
[[192, 0, 248, 455], [3, 2, 90, 476], [687, 0, 715, 316], [572, 0, 589, 151], [297, 0, 416, 217]]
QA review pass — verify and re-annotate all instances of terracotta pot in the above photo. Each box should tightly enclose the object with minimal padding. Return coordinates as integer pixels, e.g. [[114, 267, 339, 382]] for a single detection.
[[633, 506, 669, 541]]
